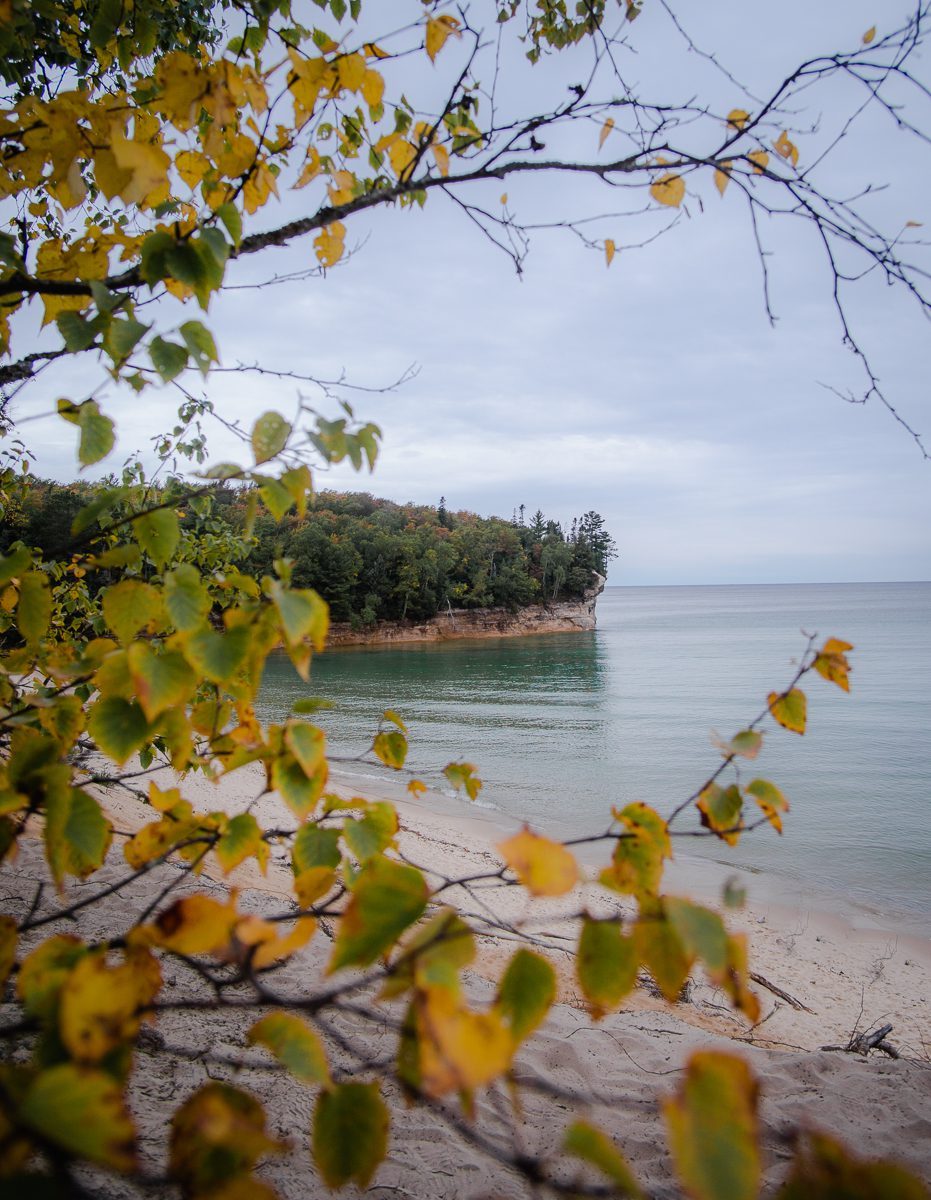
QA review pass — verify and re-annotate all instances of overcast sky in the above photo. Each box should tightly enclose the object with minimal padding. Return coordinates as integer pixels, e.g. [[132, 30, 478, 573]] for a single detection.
[[9, 0, 931, 585]]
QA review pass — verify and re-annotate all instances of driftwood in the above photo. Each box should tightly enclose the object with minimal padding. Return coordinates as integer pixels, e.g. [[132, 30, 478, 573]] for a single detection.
[[822, 1023, 900, 1059], [749, 971, 814, 1013]]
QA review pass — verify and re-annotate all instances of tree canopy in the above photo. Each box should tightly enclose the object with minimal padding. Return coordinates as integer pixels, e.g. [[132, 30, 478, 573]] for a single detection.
[[0, 2, 929, 1197]]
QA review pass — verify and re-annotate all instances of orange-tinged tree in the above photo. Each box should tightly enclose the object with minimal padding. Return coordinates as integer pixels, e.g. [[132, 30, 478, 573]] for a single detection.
[[0, 2, 929, 1196]]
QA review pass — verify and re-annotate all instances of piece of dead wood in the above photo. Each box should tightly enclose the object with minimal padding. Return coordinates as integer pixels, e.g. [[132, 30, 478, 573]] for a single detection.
[[749, 970, 814, 1013], [822, 1022, 900, 1059]]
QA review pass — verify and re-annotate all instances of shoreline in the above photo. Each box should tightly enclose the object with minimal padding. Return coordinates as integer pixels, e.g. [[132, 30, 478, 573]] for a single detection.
[[61, 757, 931, 1194]]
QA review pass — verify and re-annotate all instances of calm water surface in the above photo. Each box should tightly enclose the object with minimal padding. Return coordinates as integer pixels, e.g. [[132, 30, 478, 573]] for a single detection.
[[258, 583, 931, 930]]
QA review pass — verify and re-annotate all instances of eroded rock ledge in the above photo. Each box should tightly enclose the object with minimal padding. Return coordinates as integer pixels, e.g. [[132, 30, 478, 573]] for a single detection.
[[326, 574, 606, 647]]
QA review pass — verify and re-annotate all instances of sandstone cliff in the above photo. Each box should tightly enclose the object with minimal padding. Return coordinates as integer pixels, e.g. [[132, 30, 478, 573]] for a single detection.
[[326, 574, 606, 647]]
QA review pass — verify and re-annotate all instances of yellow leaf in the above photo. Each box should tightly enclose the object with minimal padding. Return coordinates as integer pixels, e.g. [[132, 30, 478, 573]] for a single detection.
[[599, 802, 671, 896], [337, 53, 366, 91], [407, 779, 427, 799], [727, 109, 750, 131], [773, 130, 799, 167], [498, 827, 578, 896], [425, 14, 462, 63], [295, 147, 322, 190], [745, 778, 789, 834], [361, 68, 385, 108], [110, 133, 171, 208], [152, 894, 239, 956], [863, 25, 877, 44], [500, 193, 508, 206], [314, 221, 346, 268], [650, 172, 685, 208], [812, 637, 853, 692], [294, 866, 337, 907], [715, 162, 732, 195], [432, 143, 450, 177], [599, 117, 615, 149], [59, 950, 160, 1062], [748, 150, 769, 173], [388, 138, 418, 179], [604, 238, 616, 267], [416, 987, 513, 1095], [768, 687, 807, 734]]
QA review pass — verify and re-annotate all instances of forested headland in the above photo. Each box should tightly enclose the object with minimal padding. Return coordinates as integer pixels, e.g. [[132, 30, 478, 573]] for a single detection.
[[2, 479, 615, 629]]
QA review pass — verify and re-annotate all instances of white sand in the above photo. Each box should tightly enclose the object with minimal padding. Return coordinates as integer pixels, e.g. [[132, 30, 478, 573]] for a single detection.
[[8, 758, 930, 1197]]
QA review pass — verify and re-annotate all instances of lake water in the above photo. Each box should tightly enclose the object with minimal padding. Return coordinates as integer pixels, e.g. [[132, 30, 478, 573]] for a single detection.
[[257, 583, 931, 931]]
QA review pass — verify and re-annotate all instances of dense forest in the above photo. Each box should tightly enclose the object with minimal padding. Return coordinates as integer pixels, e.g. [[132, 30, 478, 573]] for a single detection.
[[2, 479, 616, 628]]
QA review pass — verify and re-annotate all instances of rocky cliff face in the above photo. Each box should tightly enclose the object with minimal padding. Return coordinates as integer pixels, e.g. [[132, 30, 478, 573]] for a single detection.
[[326, 574, 606, 647]]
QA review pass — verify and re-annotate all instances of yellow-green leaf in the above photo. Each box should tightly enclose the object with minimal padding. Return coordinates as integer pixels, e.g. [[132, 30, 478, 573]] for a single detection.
[[21, 1064, 136, 1171], [329, 856, 428, 972], [134, 508, 180, 567], [577, 919, 638, 1018], [127, 643, 196, 723], [344, 802, 398, 861], [248, 1013, 330, 1085], [87, 696, 152, 765], [443, 761, 482, 800], [164, 564, 211, 632], [17, 572, 51, 645], [45, 782, 113, 882], [768, 687, 807, 734], [102, 579, 162, 644], [313, 1082, 388, 1189], [600, 802, 671, 896], [183, 625, 251, 684], [564, 1120, 641, 1195], [293, 825, 341, 873], [17, 935, 86, 1019], [216, 812, 265, 874], [664, 1052, 760, 1200], [745, 778, 790, 833], [498, 827, 578, 896], [170, 1082, 284, 1193], [0, 916, 16, 991], [496, 948, 555, 1044], [269, 580, 329, 649], [665, 898, 728, 975], [779, 1129, 929, 1200], [372, 729, 407, 769], [285, 722, 326, 778], [696, 783, 743, 845], [251, 411, 291, 465], [635, 902, 692, 1002]]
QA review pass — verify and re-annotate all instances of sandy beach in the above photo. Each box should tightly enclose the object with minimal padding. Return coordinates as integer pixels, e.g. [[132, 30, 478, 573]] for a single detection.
[[9, 758, 930, 1197]]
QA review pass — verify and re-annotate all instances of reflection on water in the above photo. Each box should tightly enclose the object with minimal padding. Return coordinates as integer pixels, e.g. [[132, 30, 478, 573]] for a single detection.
[[258, 584, 931, 928]]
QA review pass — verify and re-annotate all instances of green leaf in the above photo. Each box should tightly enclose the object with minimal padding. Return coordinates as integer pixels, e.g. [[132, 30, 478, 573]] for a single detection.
[[164, 563, 210, 632], [312, 1082, 388, 1189], [599, 802, 670, 896], [564, 1120, 641, 1195], [216, 203, 243, 248], [216, 813, 263, 873], [343, 802, 398, 861], [45, 782, 113, 882], [87, 697, 151, 765], [102, 579, 162, 644], [183, 626, 251, 684], [329, 856, 428, 971], [57, 311, 97, 352], [442, 761, 482, 801], [134, 508, 180, 567], [272, 753, 326, 821], [17, 934, 86, 1019], [71, 486, 128, 535], [251, 412, 292, 465], [0, 545, 32, 585], [21, 1064, 136, 1171], [179, 320, 218, 375], [269, 581, 329, 649], [150, 336, 189, 383], [293, 825, 341, 874], [577, 919, 638, 1018], [105, 316, 150, 363], [248, 1013, 330, 1085], [17, 572, 51, 645], [665, 898, 728, 975], [170, 1082, 283, 1192], [497, 948, 556, 1043], [292, 698, 335, 715], [664, 1052, 760, 1200]]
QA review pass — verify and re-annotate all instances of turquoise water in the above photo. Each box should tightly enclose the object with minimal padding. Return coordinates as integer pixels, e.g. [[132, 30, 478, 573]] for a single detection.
[[257, 583, 931, 929]]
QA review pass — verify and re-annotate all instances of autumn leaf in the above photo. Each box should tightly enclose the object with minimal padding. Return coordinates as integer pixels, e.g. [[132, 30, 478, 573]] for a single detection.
[[747, 149, 769, 173], [425, 14, 461, 63], [812, 637, 853, 692], [773, 130, 799, 167], [862, 25, 877, 45], [727, 109, 751, 130], [664, 1052, 760, 1200], [313, 1083, 388, 1188], [605, 238, 616, 267], [498, 827, 578, 896], [768, 687, 807, 734], [599, 117, 615, 149], [714, 162, 732, 195], [650, 172, 685, 208]]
